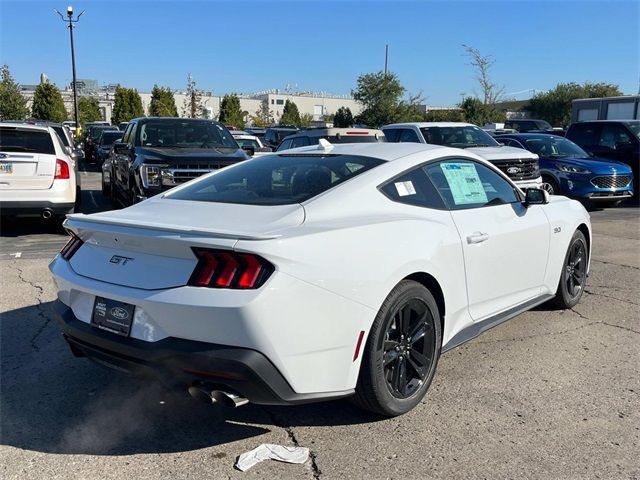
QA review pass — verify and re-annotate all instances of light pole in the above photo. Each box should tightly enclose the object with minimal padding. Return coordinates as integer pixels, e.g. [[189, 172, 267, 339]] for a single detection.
[[55, 6, 84, 138]]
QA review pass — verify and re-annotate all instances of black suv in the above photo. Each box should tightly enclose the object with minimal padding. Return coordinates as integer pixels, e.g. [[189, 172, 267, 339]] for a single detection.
[[263, 127, 298, 149], [109, 117, 248, 206], [504, 118, 555, 133], [565, 120, 640, 193]]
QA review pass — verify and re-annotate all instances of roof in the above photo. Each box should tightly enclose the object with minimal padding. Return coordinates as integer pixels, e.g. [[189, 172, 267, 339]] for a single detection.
[[0, 122, 51, 132], [383, 122, 475, 128], [279, 141, 461, 162]]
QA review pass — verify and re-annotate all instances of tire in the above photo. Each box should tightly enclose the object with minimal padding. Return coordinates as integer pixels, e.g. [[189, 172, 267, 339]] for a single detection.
[[542, 175, 560, 195], [73, 186, 81, 212], [353, 280, 442, 416], [550, 230, 588, 309], [101, 172, 110, 196], [109, 176, 119, 207], [597, 200, 622, 208]]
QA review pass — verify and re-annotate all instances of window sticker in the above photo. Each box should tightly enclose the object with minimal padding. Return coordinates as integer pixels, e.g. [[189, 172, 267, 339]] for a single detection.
[[395, 181, 416, 197], [440, 163, 488, 205]]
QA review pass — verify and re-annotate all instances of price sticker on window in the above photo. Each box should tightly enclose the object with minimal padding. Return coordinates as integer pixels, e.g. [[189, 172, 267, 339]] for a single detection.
[[395, 181, 416, 197], [440, 163, 487, 205]]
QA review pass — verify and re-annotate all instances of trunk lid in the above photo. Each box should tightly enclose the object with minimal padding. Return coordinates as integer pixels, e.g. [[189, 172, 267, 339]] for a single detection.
[[64, 198, 304, 290], [0, 126, 57, 190]]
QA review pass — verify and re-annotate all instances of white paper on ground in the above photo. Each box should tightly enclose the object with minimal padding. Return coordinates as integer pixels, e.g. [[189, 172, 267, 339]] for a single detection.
[[235, 443, 310, 472]]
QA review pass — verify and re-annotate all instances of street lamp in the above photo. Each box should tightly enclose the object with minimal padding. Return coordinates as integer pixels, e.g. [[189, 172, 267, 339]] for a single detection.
[[54, 5, 84, 138]]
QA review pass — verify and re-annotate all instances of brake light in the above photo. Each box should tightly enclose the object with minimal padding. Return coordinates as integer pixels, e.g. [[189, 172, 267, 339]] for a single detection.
[[60, 232, 83, 260], [188, 248, 273, 289], [346, 130, 369, 135], [55, 159, 70, 179]]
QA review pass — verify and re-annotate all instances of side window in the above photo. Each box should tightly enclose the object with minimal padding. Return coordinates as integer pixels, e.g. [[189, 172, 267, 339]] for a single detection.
[[121, 123, 134, 144], [425, 159, 519, 210], [128, 123, 138, 146], [380, 167, 445, 209], [502, 138, 526, 149], [568, 124, 597, 145], [599, 124, 632, 149], [383, 128, 401, 143], [276, 139, 293, 151], [291, 137, 310, 148], [399, 129, 420, 143]]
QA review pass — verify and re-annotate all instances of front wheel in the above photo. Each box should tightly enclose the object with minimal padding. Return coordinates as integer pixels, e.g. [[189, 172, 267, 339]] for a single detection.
[[542, 176, 560, 195], [550, 230, 588, 309], [353, 280, 442, 416]]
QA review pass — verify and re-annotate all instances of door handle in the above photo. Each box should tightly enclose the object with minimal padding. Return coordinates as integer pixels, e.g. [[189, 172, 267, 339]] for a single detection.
[[467, 232, 489, 244]]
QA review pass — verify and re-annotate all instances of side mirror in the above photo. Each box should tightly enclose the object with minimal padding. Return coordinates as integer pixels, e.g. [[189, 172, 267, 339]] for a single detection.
[[113, 142, 131, 154], [524, 188, 549, 206], [241, 145, 255, 156]]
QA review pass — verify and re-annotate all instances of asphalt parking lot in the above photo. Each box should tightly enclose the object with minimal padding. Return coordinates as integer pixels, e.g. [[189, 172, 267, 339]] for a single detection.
[[1, 168, 638, 480]]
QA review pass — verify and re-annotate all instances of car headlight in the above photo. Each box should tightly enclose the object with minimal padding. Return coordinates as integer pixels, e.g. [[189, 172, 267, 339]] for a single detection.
[[141, 163, 167, 188], [557, 163, 591, 174]]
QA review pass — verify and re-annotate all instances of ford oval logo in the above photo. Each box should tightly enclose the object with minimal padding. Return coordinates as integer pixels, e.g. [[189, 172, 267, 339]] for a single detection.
[[507, 166, 521, 174], [110, 307, 129, 320], [0, 153, 7, 159]]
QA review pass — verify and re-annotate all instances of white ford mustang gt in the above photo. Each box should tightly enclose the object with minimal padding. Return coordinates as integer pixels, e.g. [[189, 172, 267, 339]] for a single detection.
[[50, 142, 591, 416]]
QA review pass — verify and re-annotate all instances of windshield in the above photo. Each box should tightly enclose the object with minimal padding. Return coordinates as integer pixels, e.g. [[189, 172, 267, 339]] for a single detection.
[[625, 121, 640, 139], [524, 137, 588, 158], [535, 120, 553, 130], [90, 127, 117, 141], [419, 126, 499, 148], [138, 120, 238, 149], [100, 132, 122, 145], [235, 138, 261, 149], [167, 154, 384, 205]]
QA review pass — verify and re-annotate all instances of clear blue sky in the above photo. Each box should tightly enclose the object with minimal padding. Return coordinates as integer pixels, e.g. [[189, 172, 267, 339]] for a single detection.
[[1, 0, 638, 105]]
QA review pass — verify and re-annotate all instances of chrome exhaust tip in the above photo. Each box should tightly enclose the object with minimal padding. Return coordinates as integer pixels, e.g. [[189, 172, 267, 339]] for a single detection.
[[188, 386, 249, 408], [42, 209, 53, 219]]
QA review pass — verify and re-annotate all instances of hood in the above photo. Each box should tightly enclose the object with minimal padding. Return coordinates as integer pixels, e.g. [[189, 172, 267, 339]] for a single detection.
[[539, 156, 632, 174], [136, 146, 248, 162], [465, 145, 538, 160]]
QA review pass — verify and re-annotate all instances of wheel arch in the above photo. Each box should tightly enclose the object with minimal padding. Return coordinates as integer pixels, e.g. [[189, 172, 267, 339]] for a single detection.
[[403, 272, 446, 332], [576, 222, 591, 257]]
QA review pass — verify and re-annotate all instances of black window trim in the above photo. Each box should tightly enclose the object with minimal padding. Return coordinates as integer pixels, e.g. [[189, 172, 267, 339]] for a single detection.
[[377, 155, 525, 211]]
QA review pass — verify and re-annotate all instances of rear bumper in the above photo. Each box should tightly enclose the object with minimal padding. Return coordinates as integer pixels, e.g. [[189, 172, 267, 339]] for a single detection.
[[0, 200, 75, 215], [53, 301, 354, 405]]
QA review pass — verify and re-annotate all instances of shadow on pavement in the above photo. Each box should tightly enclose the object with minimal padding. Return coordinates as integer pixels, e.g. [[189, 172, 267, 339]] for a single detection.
[[0, 302, 382, 456]]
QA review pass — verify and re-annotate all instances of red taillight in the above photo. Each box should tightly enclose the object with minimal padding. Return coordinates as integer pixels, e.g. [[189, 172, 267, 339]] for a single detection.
[[55, 159, 70, 179], [60, 232, 83, 260], [188, 248, 273, 289], [346, 130, 369, 135]]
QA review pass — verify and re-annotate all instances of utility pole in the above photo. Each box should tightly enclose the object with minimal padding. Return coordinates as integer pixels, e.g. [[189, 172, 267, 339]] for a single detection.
[[384, 44, 389, 74], [55, 6, 84, 138]]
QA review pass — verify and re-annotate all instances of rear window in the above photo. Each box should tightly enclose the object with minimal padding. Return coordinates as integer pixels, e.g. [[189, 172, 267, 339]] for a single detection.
[[167, 154, 384, 206], [0, 127, 55, 154], [309, 134, 386, 145], [100, 131, 122, 145]]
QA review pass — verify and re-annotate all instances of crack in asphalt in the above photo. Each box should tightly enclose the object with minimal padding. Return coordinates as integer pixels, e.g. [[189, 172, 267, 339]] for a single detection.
[[584, 289, 640, 307], [260, 407, 322, 479], [601, 322, 640, 336], [591, 259, 640, 271], [570, 307, 591, 321], [12, 262, 51, 352]]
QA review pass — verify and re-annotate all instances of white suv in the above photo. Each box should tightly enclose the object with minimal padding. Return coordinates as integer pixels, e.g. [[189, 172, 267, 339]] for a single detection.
[[0, 123, 79, 220], [383, 122, 542, 190]]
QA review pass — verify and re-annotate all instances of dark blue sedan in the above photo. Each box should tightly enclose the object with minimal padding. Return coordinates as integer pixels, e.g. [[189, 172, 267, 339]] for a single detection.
[[495, 133, 634, 207]]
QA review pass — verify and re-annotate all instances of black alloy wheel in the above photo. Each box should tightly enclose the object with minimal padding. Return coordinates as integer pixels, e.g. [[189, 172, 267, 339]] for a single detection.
[[353, 280, 442, 416], [382, 298, 436, 398], [550, 230, 588, 309]]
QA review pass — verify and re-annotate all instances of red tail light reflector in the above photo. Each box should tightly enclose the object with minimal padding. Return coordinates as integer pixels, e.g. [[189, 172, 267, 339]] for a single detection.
[[346, 130, 369, 135], [188, 248, 273, 289], [60, 232, 83, 260], [55, 159, 70, 179]]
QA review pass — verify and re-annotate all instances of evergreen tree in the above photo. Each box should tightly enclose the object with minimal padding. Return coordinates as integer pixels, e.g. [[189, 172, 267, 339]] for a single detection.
[[183, 74, 204, 118], [279, 99, 301, 126], [333, 106, 354, 127], [250, 99, 273, 127], [0, 65, 29, 120], [31, 82, 68, 122], [112, 86, 144, 125], [218, 94, 245, 128], [149, 85, 178, 117], [78, 96, 102, 126]]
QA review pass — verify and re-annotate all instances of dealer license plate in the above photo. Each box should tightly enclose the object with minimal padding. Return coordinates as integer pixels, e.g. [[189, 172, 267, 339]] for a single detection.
[[91, 297, 135, 337], [0, 162, 13, 174]]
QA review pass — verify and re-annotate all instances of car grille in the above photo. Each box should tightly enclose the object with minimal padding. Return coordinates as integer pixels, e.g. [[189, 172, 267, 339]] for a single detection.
[[590, 175, 631, 189], [492, 158, 539, 181], [162, 163, 227, 185]]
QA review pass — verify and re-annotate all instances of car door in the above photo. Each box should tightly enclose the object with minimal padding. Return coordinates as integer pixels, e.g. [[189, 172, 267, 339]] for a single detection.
[[425, 158, 550, 321], [114, 122, 135, 193]]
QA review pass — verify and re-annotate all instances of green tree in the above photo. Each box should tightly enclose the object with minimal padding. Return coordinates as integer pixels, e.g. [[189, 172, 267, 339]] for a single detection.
[[459, 97, 506, 126], [279, 99, 301, 126], [31, 82, 67, 122], [299, 113, 314, 127], [218, 94, 245, 128], [183, 74, 204, 118], [78, 96, 102, 126], [149, 85, 178, 117], [352, 71, 421, 127], [462, 44, 504, 104], [0, 65, 29, 120], [249, 99, 273, 127], [526, 82, 623, 127], [333, 106, 354, 127], [112, 85, 144, 125], [424, 109, 465, 122]]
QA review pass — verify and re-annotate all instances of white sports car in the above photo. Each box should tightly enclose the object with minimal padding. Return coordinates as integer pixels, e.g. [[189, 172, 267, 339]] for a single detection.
[[50, 142, 591, 416]]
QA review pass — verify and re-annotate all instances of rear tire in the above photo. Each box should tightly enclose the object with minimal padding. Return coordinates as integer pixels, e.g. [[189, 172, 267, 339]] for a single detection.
[[353, 280, 442, 416], [101, 172, 110, 196], [550, 230, 588, 309]]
